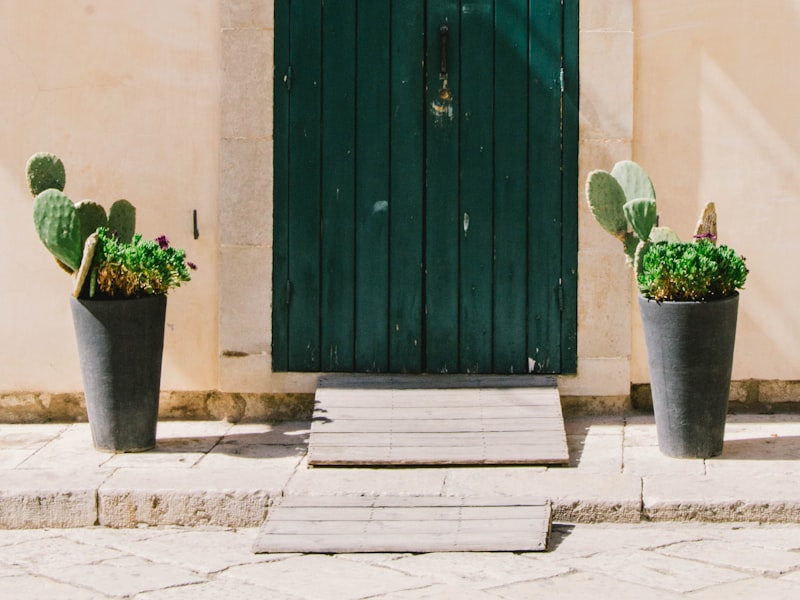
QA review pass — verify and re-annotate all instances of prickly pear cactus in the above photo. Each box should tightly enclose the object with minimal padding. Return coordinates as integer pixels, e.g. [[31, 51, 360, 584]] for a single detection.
[[108, 199, 136, 244], [610, 160, 655, 203], [26, 152, 66, 196], [33, 189, 82, 272], [75, 201, 108, 250], [585, 170, 628, 240], [623, 198, 657, 242]]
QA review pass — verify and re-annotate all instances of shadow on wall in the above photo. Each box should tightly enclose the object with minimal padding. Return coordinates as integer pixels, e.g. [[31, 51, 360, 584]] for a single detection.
[[633, 1, 800, 381]]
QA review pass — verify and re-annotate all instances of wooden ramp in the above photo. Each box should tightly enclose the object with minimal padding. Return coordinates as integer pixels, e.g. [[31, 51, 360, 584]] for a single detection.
[[254, 495, 551, 553], [308, 375, 569, 466]]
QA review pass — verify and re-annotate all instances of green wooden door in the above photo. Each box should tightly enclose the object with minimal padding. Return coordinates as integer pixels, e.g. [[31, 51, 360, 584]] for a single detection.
[[273, 0, 577, 374]]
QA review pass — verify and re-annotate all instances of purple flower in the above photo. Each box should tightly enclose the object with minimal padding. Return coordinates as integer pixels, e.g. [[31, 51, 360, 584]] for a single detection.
[[187, 261, 197, 271], [693, 232, 717, 241], [156, 235, 170, 249]]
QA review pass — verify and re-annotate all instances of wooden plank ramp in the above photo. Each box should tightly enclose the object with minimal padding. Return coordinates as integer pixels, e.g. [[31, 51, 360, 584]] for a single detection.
[[308, 375, 569, 466], [253, 495, 551, 553]]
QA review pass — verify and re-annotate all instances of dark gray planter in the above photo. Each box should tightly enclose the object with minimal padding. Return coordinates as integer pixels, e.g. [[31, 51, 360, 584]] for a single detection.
[[70, 295, 167, 452], [638, 293, 739, 458]]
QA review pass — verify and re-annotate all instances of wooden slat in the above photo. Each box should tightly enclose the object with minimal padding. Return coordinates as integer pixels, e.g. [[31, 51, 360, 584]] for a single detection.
[[313, 417, 565, 434], [271, 0, 291, 371], [317, 387, 560, 407], [308, 381, 567, 465], [389, 2, 425, 373], [493, 0, 530, 374], [308, 446, 566, 466], [320, 1, 357, 371], [560, 0, 580, 373], [254, 495, 551, 553], [314, 405, 562, 421], [459, 0, 495, 373], [311, 432, 567, 446], [275, 495, 547, 508], [354, 0, 391, 371], [286, 1, 322, 370], [424, 0, 461, 374], [527, 0, 565, 374]]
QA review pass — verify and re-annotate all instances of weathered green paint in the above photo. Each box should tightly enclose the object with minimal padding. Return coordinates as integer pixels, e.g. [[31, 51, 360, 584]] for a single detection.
[[273, 1, 578, 374], [493, 0, 530, 373], [527, 0, 564, 374], [389, 2, 425, 373], [320, 1, 356, 371], [458, 0, 494, 373], [286, 1, 321, 370], [424, 0, 460, 373], [562, 0, 580, 372], [355, 0, 391, 371], [271, 0, 290, 371]]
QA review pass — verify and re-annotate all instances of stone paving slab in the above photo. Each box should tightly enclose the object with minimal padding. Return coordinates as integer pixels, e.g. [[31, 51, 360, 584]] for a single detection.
[[2, 524, 799, 599], [1, 415, 800, 528], [0, 468, 110, 528], [643, 474, 800, 522]]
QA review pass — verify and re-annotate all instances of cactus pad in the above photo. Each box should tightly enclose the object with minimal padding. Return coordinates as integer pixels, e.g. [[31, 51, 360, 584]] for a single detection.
[[610, 160, 655, 202], [586, 170, 628, 240], [633, 239, 651, 280], [26, 153, 66, 196], [623, 198, 657, 242], [75, 201, 108, 249], [649, 226, 680, 245], [624, 232, 640, 265], [108, 199, 136, 244], [33, 189, 82, 272]]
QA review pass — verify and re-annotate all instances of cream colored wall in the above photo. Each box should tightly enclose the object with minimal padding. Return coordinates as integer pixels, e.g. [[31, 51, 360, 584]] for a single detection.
[[560, 0, 634, 399], [0, 1, 220, 392], [632, 0, 800, 382]]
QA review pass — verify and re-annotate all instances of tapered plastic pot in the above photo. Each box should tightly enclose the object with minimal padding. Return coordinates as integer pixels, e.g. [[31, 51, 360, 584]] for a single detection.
[[70, 295, 167, 452], [638, 293, 739, 458]]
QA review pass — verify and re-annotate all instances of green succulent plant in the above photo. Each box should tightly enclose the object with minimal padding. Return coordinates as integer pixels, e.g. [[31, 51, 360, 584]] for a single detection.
[[585, 160, 746, 300], [638, 240, 748, 302], [26, 152, 193, 299]]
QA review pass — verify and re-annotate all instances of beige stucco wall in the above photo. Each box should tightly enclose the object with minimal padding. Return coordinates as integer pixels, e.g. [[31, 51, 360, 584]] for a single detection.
[[559, 0, 634, 399], [2, 0, 797, 404], [0, 1, 220, 393], [632, 0, 800, 383]]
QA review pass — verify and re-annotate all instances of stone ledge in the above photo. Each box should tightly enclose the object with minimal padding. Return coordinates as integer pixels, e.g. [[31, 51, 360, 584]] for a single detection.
[[0, 392, 314, 424], [632, 380, 800, 413], [643, 474, 800, 523]]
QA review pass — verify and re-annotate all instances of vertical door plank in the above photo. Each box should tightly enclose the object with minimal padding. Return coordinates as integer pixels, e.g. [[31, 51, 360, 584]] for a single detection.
[[271, 0, 291, 371], [561, 0, 580, 373], [527, 0, 564, 374], [459, 0, 495, 373], [493, 0, 529, 374], [287, 1, 322, 370], [389, 2, 425, 373], [355, 0, 391, 371], [321, 3, 357, 371], [425, 0, 461, 373]]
